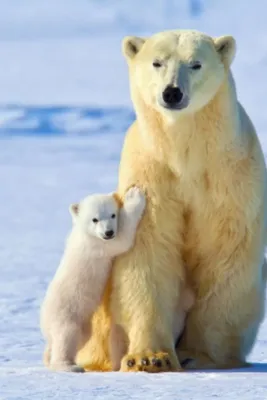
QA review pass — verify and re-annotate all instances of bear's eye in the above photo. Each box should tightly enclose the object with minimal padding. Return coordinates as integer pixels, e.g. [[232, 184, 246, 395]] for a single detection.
[[111, 214, 116, 219], [92, 218, 98, 223], [153, 60, 162, 68], [190, 62, 202, 70]]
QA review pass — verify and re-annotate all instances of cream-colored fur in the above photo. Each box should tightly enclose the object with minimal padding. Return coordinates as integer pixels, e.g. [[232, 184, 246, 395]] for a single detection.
[[40, 187, 146, 372], [77, 29, 267, 372], [112, 283, 194, 372]]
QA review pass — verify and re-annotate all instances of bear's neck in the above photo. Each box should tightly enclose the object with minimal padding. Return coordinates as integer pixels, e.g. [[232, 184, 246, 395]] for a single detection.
[[133, 74, 246, 175]]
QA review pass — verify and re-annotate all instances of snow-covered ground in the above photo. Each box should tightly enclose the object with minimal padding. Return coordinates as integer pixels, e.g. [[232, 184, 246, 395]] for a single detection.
[[1, 1, 267, 398]]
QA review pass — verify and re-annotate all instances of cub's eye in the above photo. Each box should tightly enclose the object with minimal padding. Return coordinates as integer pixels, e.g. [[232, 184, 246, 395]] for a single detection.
[[92, 218, 98, 223], [111, 214, 116, 219], [190, 62, 202, 70], [153, 60, 162, 68]]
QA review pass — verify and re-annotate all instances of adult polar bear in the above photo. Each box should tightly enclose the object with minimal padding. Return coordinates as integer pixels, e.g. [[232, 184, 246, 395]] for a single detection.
[[77, 29, 267, 371]]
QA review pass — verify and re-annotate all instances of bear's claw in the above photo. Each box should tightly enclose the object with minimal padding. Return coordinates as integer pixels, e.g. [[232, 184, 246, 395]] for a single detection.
[[141, 357, 150, 366], [127, 359, 136, 367], [152, 358, 162, 367]]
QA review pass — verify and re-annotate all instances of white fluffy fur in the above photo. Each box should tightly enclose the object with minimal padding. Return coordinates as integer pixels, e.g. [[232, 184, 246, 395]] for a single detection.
[[40, 187, 146, 372]]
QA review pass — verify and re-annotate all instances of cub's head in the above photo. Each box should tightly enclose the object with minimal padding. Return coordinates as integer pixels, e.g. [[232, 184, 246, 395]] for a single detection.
[[69, 193, 121, 240], [122, 29, 236, 116]]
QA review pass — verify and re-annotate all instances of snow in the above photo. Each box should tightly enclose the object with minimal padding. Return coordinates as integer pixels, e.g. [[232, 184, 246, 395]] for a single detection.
[[0, 0, 267, 398]]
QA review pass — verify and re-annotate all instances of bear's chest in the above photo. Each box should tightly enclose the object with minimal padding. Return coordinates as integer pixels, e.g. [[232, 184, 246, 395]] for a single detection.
[[178, 167, 248, 266], [177, 164, 233, 209]]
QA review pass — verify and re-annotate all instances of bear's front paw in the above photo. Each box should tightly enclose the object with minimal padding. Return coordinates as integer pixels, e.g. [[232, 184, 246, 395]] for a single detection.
[[124, 186, 146, 216], [120, 351, 182, 373]]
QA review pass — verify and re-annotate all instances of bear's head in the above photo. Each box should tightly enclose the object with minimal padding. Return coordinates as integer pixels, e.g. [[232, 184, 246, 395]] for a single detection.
[[69, 194, 120, 241], [122, 30, 236, 117]]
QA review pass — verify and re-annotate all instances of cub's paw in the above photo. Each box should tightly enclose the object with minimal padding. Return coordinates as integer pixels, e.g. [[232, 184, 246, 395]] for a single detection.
[[124, 186, 146, 216], [50, 362, 85, 373], [68, 365, 85, 373], [120, 351, 181, 373]]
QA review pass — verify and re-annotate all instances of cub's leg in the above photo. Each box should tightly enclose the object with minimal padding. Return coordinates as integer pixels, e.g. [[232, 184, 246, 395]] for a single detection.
[[49, 323, 85, 373], [43, 343, 51, 367]]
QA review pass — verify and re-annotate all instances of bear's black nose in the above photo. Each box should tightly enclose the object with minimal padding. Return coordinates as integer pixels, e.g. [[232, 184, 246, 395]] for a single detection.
[[162, 85, 183, 106], [105, 230, 114, 238]]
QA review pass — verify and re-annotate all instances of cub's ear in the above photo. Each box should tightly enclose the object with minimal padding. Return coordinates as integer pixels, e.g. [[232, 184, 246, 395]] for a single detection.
[[122, 36, 146, 60], [213, 35, 236, 66], [69, 203, 79, 222], [112, 192, 123, 208]]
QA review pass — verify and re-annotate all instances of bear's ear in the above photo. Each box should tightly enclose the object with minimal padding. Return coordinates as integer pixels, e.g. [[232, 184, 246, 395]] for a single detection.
[[69, 203, 79, 222], [214, 35, 236, 66], [122, 36, 146, 60]]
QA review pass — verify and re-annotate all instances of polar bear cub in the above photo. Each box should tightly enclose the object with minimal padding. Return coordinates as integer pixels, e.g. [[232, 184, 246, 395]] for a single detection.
[[40, 186, 146, 372]]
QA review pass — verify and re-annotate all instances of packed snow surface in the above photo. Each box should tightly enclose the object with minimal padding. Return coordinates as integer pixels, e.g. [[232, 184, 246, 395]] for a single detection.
[[1, 1, 267, 398]]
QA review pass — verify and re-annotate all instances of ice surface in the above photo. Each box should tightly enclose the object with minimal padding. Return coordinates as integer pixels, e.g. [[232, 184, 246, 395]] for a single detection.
[[1, 0, 267, 398]]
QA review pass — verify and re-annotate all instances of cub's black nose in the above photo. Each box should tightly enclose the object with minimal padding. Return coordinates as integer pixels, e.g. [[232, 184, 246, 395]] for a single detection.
[[105, 230, 114, 238], [162, 85, 183, 106]]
